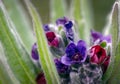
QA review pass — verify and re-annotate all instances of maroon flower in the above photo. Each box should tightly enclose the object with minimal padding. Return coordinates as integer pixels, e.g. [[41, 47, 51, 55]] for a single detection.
[[36, 73, 46, 84], [46, 31, 59, 47], [89, 45, 107, 64]]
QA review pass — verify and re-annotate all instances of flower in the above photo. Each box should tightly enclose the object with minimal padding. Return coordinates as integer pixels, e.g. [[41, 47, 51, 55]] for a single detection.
[[56, 17, 74, 41], [46, 31, 59, 47], [61, 40, 87, 65], [56, 17, 68, 26], [36, 73, 46, 84], [31, 43, 39, 60], [54, 58, 70, 75], [89, 45, 107, 65], [43, 24, 50, 32], [91, 30, 111, 44]]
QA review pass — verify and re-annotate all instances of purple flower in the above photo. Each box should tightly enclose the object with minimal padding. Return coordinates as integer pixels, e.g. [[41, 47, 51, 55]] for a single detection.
[[31, 43, 39, 60], [61, 40, 87, 66], [91, 30, 111, 44], [56, 17, 74, 41], [43, 24, 50, 32], [56, 17, 68, 25], [54, 58, 70, 74]]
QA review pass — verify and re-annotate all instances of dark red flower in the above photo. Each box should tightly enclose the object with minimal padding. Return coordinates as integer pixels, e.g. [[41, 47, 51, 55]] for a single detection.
[[89, 45, 107, 64], [46, 31, 59, 47], [36, 73, 46, 84]]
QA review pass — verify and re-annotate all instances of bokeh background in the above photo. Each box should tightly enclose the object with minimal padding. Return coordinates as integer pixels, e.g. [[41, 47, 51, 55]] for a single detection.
[[31, 0, 115, 31], [3, 0, 115, 31]]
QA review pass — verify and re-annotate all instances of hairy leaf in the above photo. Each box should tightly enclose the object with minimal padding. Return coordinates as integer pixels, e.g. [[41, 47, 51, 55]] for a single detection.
[[3, 0, 34, 53], [25, 1, 60, 84], [0, 1, 38, 83], [102, 1, 120, 83]]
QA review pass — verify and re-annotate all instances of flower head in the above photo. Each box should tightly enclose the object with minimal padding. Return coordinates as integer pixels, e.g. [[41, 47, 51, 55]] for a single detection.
[[31, 43, 39, 60], [89, 45, 107, 65], [56, 17, 74, 41], [61, 40, 87, 65], [46, 31, 59, 47]]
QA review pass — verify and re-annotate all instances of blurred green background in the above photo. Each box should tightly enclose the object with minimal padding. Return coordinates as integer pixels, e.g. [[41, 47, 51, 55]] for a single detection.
[[31, 0, 115, 31]]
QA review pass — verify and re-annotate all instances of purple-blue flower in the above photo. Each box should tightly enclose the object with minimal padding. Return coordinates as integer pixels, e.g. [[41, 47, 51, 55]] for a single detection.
[[54, 58, 70, 74], [56, 17, 68, 25], [91, 30, 111, 44], [56, 17, 74, 41], [61, 40, 87, 66], [31, 43, 39, 60], [43, 24, 50, 32]]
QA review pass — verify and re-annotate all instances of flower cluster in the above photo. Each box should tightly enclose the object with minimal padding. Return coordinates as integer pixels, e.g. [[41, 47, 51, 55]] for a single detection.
[[31, 17, 111, 84]]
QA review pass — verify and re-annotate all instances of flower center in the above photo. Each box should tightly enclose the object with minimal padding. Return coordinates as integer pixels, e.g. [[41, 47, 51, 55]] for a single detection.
[[72, 53, 82, 61]]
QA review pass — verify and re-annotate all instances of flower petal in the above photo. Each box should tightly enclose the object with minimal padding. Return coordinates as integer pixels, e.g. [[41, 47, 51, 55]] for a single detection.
[[101, 35, 111, 43], [46, 32, 56, 42], [46, 31, 59, 47], [91, 30, 103, 42], [43, 24, 50, 32], [54, 58, 70, 74], [56, 17, 68, 25], [64, 21, 73, 30], [65, 28, 74, 41], [65, 43, 77, 57], [61, 55, 72, 66], [50, 37, 59, 47], [77, 40, 87, 62], [91, 55, 99, 64]]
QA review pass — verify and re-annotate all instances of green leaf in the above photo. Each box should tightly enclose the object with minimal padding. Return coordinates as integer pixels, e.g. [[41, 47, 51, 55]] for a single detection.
[[72, 0, 93, 44], [0, 42, 19, 84], [0, 61, 13, 84], [25, 1, 60, 84], [2, 0, 35, 54], [50, 0, 66, 22], [0, 1, 38, 83], [102, 2, 120, 83], [107, 42, 120, 84]]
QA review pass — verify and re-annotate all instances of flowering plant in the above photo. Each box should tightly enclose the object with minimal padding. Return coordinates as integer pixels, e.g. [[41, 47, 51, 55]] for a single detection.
[[32, 17, 112, 84], [0, 0, 120, 84]]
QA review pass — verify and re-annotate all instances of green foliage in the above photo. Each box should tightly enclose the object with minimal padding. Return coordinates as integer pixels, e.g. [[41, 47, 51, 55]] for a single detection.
[[0, 1, 38, 83], [102, 1, 120, 83], [3, 0, 35, 54], [50, 0, 66, 22], [72, 0, 93, 44], [25, 0, 60, 84]]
